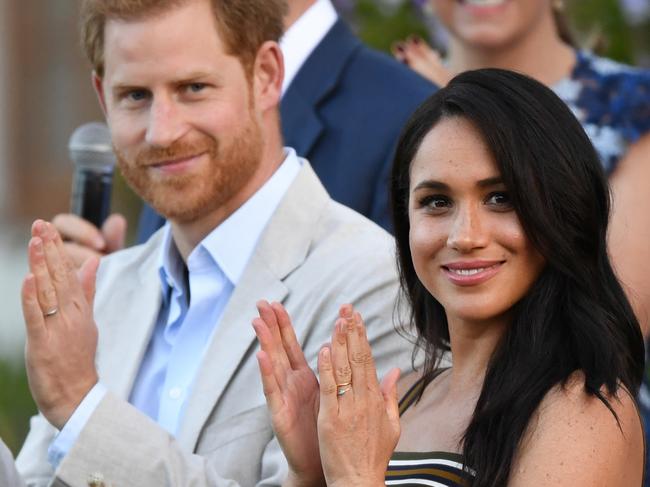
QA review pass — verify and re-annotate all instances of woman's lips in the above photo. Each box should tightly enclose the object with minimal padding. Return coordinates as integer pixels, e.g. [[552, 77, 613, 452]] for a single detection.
[[442, 261, 504, 286]]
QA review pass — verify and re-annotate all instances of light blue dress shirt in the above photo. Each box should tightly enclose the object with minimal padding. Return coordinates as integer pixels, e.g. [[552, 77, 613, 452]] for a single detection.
[[48, 149, 302, 467]]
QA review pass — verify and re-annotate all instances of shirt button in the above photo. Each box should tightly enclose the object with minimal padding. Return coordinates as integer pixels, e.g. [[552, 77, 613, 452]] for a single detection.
[[169, 387, 182, 399]]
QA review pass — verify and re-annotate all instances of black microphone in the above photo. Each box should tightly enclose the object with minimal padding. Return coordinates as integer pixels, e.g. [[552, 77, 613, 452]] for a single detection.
[[68, 122, 116, 228]]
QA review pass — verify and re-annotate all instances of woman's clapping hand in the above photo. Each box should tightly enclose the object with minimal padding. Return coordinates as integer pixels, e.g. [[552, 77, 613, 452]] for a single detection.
[[317, 305, 401, 487]]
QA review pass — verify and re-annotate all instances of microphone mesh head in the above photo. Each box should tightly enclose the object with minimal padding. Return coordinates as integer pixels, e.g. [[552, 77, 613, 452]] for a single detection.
[[68, 122, 116, 172]]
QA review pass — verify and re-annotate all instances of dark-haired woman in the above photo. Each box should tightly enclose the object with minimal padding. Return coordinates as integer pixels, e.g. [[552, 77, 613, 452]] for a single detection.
[[394, 0, 650, 337], [399, 4, 650, 480], [253, 69, 645, 486]]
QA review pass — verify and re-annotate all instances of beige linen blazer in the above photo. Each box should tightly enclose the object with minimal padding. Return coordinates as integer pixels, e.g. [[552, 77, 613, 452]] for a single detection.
[[0, 439, 24, 487], [16, 163, 413, 487]]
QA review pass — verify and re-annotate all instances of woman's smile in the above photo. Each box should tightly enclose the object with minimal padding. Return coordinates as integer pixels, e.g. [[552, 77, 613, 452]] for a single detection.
[[441, 260, 504, 286]]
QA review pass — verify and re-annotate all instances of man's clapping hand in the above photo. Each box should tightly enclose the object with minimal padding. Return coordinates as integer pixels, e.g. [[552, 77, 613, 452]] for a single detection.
[[21, 220, 100, 429]]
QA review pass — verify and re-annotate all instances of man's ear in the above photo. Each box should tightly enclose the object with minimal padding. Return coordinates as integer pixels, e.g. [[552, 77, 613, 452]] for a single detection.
[[252, 41, 284, 112], [92, 71, 108, 116]]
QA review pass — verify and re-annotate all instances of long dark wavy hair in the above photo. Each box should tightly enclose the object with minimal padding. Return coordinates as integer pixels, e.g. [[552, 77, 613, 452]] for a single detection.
[[391, 69, 644, 486]]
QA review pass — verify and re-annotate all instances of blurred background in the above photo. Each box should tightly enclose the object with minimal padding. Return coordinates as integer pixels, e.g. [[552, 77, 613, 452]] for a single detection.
[[0, 0, 648, 455]]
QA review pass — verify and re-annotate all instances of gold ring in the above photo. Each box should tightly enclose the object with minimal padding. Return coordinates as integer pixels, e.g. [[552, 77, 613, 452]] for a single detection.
[[44, 307, 58, 318]]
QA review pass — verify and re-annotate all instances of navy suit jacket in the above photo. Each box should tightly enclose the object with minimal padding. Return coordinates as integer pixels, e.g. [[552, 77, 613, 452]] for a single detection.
[[137, 19, 435, 242]]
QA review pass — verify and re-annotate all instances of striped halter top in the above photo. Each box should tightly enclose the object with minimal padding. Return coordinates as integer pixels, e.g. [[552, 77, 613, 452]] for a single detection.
[[385, 370, 474, 487]]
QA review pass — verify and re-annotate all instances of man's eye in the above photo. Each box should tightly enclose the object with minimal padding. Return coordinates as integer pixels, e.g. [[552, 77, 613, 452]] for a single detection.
[[187, 83, 206, 93], [127, 90, 149, 101], [486, 192, 512, 209]]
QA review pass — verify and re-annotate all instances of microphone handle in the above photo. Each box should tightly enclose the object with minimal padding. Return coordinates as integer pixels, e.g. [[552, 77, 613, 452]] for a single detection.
[[71, 170, 113, 228]]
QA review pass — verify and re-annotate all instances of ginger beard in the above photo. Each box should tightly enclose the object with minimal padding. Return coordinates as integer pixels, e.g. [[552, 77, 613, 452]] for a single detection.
[[116, 112, 263, 224]]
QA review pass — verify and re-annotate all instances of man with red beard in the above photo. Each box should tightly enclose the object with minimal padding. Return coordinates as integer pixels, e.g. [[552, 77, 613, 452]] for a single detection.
[[11, 1, 410, 486], [52, 0, 435, 266]]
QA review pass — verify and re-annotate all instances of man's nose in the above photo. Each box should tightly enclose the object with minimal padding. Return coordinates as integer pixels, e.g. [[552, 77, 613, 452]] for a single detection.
[[145, 96, 187, 147], [446, 204, 488, 252]]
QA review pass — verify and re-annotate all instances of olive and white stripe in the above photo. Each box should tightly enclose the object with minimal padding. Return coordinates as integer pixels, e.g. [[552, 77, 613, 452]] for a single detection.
[[385, 452, 473, 487]]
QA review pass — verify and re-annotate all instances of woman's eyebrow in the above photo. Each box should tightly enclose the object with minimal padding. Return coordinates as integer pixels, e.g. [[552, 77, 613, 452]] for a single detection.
[[412, 180, 449, 192], [412, 176, 503, 192], [477, 176, 504, 188]]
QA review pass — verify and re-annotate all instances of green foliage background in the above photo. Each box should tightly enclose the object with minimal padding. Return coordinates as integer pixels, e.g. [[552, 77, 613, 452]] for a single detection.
[[344, 0, 649, 64], [0, 360, 35, 455], [1, 0, 647, 457]]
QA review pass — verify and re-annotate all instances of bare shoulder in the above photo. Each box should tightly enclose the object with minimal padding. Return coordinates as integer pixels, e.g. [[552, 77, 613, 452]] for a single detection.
[[509, 371, 644, 487], [397, 369, 425, 399]]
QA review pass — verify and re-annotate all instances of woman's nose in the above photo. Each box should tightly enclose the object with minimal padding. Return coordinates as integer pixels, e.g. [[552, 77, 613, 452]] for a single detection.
[[446, 204, 488, 252]]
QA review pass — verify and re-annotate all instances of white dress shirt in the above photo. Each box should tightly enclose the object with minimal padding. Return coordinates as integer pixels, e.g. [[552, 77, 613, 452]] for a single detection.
[[48, 149, 302, 467], [280, 0, 338, 95]]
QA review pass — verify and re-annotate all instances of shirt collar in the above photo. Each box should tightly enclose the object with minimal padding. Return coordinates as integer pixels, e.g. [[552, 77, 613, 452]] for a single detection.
[[280, 0, 338, 95], [158, 148, 302, 297], [158, 227, 183, 306]]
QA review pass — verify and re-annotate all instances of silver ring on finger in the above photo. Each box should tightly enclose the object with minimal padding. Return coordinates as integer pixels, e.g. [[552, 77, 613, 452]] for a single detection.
[[336, 381, 352, 397], [43, 306, 58, 318]]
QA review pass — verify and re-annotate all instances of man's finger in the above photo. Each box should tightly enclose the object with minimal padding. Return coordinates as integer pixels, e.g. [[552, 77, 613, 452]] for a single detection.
[[79, 256, 100, 304], [102, 214, 127, 253], [50, 222, 84, 292], [21, 274, 46, 338], [31, 219, 45, 239], [257, 301, 290, 370], [62, 242, 103, 269], [256, 351, 285, 415], [28, 237, 58, 317], [52, 213, 105, 251], [271, 302, 308, 369], [41, 223, 75, 309], [253, 317, 288, 390]]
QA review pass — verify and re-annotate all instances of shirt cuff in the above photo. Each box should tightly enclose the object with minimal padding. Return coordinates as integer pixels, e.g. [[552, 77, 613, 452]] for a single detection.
[[47, 382, 108, 468]]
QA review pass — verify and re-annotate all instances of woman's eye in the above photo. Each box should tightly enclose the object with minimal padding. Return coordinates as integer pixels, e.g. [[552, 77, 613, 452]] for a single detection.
[[486, 192, 513, 209], [420, 195, 451, 210]]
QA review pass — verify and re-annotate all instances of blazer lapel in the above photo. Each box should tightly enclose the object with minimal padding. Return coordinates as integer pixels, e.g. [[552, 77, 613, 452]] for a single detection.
[[177, 163, 330, 450], [281, 19, 361, 158], [95, 233, 163, 399]]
